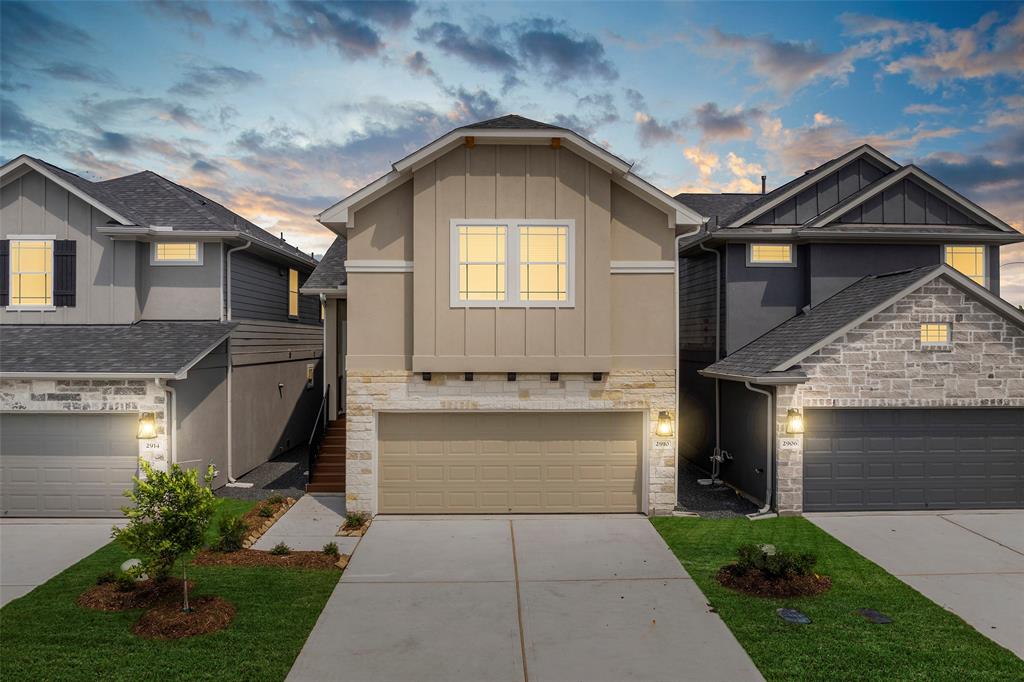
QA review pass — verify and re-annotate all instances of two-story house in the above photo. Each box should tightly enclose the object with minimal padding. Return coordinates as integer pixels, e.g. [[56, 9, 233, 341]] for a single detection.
[[677, 145, 1024, 514], [308, 115, 703, 515], [0, 155, 323, 516]]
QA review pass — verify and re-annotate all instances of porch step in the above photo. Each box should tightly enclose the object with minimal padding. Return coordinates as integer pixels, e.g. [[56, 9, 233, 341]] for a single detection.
[[315, 462, 346, 475], [323, 434, 346, 444], [320, 445, 346, 455], [317, 454, 346, 465], [309, 473, 346, 485]]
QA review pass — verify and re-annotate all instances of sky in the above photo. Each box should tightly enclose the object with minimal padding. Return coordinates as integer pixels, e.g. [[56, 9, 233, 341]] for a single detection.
[[2, 1, 1023, 304]]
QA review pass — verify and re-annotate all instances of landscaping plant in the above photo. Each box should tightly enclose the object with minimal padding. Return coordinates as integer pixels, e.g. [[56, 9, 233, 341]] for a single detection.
[[215, 514, 248, 552], [343, 512, 367, 530], [733, 543, 817, 580], [322, 542, 340, 557], [95, 571, 117, 586], [265, 493, 285, 505], [258, 506, 274, 518], [112, 462, 217, 612], [270, 542, 291, 556]]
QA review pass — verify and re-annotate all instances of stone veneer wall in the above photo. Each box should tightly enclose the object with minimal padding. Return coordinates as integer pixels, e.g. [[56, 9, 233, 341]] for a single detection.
[[774, 279, 1024, 514], [346, 370, 677, 515], [0, 378, 168, 471]]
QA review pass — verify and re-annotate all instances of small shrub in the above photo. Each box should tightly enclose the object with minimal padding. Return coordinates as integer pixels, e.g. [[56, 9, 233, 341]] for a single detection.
[[114, 573, 136, 592], [96, 571, 117, 585], [343, 512, 367, 530], [258, 506, 274, 518], [215, 514, 248, 552], [322, 542, 340, 557], [733, 543, 816, 580], [270, 542, 291, 556], [265, 493, 285, 505]]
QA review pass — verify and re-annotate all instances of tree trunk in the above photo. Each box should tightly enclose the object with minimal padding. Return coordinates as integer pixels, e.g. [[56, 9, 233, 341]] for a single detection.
[[183, 563, 190, 612]]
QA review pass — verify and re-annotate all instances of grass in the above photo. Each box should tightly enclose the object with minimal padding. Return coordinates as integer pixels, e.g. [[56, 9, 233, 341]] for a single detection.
[[651, 516, 1024, 682], [0, 499, 340, 682]]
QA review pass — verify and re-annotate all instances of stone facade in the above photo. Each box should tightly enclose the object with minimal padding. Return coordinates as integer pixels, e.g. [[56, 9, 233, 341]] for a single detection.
[[774, 279, 1024, 514], [345, 369, 677, 515], [0, 378, 169, 471]]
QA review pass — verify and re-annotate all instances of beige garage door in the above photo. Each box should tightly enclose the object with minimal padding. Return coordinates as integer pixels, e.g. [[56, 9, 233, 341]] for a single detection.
[[378, 412, 643, 513]]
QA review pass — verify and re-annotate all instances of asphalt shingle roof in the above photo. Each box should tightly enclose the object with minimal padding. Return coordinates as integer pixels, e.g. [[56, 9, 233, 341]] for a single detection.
[[703, 265, 942, 379], [0, 322, 236, 375], [459, 114, 565, 130], [303, 237, 347, 289], [675, 193, 761, 226]]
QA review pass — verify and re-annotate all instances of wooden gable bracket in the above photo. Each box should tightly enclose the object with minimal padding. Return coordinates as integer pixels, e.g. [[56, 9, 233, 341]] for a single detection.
[[550, 137, 561, 149], [464, 136, 475, 149]]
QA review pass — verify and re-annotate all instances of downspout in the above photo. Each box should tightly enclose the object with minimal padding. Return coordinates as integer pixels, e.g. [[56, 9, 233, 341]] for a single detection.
[[224, 240, 253, 487], [698, 241, 722, 484], [743, 381, 777, 520], [156, 378, 176, 466], [321, 293, 328, 419]]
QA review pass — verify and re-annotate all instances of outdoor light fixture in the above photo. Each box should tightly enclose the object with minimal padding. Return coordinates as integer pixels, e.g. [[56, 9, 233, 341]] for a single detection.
[[137, 412, 157, 439], [786, 409, 805, 434], [656, 411, 674, 437]]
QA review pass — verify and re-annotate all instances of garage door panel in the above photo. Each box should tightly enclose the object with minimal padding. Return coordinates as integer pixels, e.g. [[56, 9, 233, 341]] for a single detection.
[[378, 412, 643, 513], [804, 408, 1024, 511]]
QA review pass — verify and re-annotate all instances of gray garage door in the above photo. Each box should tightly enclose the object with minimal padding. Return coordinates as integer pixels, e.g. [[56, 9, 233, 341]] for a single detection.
[[1, 413, 138, 517], [804, 408, 1024, 512]]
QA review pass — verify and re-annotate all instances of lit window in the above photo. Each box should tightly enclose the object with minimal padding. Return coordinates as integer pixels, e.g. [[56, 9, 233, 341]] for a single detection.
[[288, 269, 299, 317], [920, 323, 950, 345], [749, 243, 793, 265], [320, 301, 325, 321], [457, 224, 507, 302], [944, 245, 985, 285], [520, 225, 568, 302], [9, 239, 53, 307], [152, 241, 201, 264]]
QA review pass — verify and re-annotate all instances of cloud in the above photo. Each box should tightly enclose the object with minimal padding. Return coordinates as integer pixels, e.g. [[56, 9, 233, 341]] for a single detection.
[[624, 89, 684, 147], [252, 0, 396, 59], [331, 1, 417, 29], [676, 147, 763, 194], [983, 95, 1024, 128], [169, 64, 264, 97], [0, 1, 92, 60], [73, 97, 204, 131], [416, 22, 519, 74], [447, 87, 501, 122], [903, 103, 952, 115], [846, 9, 1024, 90], [683, 147, 719, 178], [693, 102, 763, 141], [148, 0, 213, 27], [404, 50, 436, 79], [191, 158, 224, 175], [513, 18, 618, 82], [551, 93, 619, 135], [35, 62, 117, 85], [0, 100, 59, 149]]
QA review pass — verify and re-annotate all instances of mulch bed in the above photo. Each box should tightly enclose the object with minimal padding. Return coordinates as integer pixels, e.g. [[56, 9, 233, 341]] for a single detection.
[[77, 578, 192, 612], [133, 596, 235, 640], [240, 497, 297, 548], [717, 566, 832, 598], [192, 549, 341, 570]]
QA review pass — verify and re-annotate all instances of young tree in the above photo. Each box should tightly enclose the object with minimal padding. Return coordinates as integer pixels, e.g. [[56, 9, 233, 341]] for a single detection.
[[113, 462, 217, 612]]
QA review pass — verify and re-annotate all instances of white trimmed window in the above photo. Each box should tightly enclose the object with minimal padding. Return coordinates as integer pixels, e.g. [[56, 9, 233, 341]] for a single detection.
[[288, 268, 299, 317], [748, 243, 794, 265], [920, 323, 950, 346], [9, 239, 53, 307], [944, 245, 986, 286], [151, 241, 202, 265], [450, 220, 574, 307]]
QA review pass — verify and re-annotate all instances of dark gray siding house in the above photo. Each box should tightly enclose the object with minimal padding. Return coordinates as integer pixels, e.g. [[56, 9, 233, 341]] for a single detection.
[[677, 144, 1024, 515], [0, 155, 323, 516]]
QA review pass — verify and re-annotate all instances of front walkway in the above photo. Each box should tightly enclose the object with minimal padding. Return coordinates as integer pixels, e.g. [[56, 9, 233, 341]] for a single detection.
[[808, 510, 1024, 658], [252, 494, 357, 554], [288, 515, 761, 682]]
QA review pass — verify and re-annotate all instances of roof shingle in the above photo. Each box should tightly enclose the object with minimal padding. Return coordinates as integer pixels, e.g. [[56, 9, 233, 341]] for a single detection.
[[303, 237, 347, 290]]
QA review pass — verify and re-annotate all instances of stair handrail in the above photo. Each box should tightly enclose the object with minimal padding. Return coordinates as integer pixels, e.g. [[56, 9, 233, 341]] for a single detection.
[[307, 385, 329, 485]]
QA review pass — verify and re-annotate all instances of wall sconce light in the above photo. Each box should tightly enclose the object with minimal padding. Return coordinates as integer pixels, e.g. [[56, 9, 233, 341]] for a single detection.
[[137, 412, 157, 439], [786, 408, 805, 434], [656, 411, 674, 437]]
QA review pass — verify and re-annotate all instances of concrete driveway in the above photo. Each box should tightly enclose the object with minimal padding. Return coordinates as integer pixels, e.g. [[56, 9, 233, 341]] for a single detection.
[[808, 511, 1024, 657], [0, 518, 120, 607], [288, 515, 762, 682]]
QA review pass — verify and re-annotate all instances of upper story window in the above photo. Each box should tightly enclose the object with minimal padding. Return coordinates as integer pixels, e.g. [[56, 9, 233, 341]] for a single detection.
[[748, 243, 794, 266], [9, 239, 53, 307], [151, 241, 202, 265], [920, 322, 950, 346], [944, 245, 985, 286], [450, 220, 574, 308], [288, 268, 299, 317]]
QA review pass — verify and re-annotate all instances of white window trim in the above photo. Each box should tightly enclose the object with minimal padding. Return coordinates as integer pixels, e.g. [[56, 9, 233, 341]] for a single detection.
[[942, 244, 986, 287], [150, 240, 204, 266], [747, 243, 796, 267], [449, 219, 576, 309], [7, 235, 56, 311]]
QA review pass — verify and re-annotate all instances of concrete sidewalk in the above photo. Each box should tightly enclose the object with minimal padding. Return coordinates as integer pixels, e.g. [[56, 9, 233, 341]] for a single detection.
[[252, 494, 358, 554], [288, 516, 762, 682], [808, 510, 1024, 658]]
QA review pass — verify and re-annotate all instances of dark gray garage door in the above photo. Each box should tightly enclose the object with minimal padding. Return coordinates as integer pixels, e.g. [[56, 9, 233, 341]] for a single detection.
[[1, 413, 138, 517], [804, 408, 1023, 512]]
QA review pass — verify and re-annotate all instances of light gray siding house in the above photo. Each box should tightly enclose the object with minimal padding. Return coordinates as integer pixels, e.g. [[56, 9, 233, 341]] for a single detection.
[[0, 155, 323, 517]]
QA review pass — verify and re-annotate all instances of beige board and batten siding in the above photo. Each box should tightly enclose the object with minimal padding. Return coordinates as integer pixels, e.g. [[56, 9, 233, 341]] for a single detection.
[[345, 144, 675, 372]]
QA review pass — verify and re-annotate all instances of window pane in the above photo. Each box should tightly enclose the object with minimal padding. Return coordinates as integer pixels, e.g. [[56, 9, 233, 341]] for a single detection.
[[288, 269, 299, 316], [920, 323, 950, 344], [10, 241, 53, 305], [520, 225, 569, 301], [457, 225, 506, 302], [750, 244, 792, 263], [945, 246, 985, 284], [154, 242, 199, 262]]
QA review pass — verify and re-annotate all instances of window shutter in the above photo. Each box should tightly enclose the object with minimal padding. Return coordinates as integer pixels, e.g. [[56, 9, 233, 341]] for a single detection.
[[0, 240, 8, 307], [53, 240, 76, 307]]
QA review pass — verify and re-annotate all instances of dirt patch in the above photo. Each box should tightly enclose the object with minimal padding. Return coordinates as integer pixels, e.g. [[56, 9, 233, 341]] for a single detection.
[[77, 578, 191, 612], [193, 549, 340, 570], [133, 596, 235, 640], [240, 497, 297, 549], [717, 566, 832, 598]]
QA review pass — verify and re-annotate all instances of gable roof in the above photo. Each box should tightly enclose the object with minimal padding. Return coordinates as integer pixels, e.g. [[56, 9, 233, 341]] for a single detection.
[[301, 237, 347, 294], [0, 321, 236, 378], [674, 193, 762, 227], [0, 155, 316, 267], [318, 114, 705, 231], [700, 264, 1024, 383]]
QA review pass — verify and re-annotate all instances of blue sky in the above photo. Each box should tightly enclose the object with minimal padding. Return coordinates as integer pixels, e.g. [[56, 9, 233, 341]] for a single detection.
[[2, 1, 1022, 302]]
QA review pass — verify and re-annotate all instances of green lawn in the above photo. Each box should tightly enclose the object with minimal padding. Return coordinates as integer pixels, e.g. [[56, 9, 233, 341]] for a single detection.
[[0, 499, 340, 682], [651, 516, 1023, 682]]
